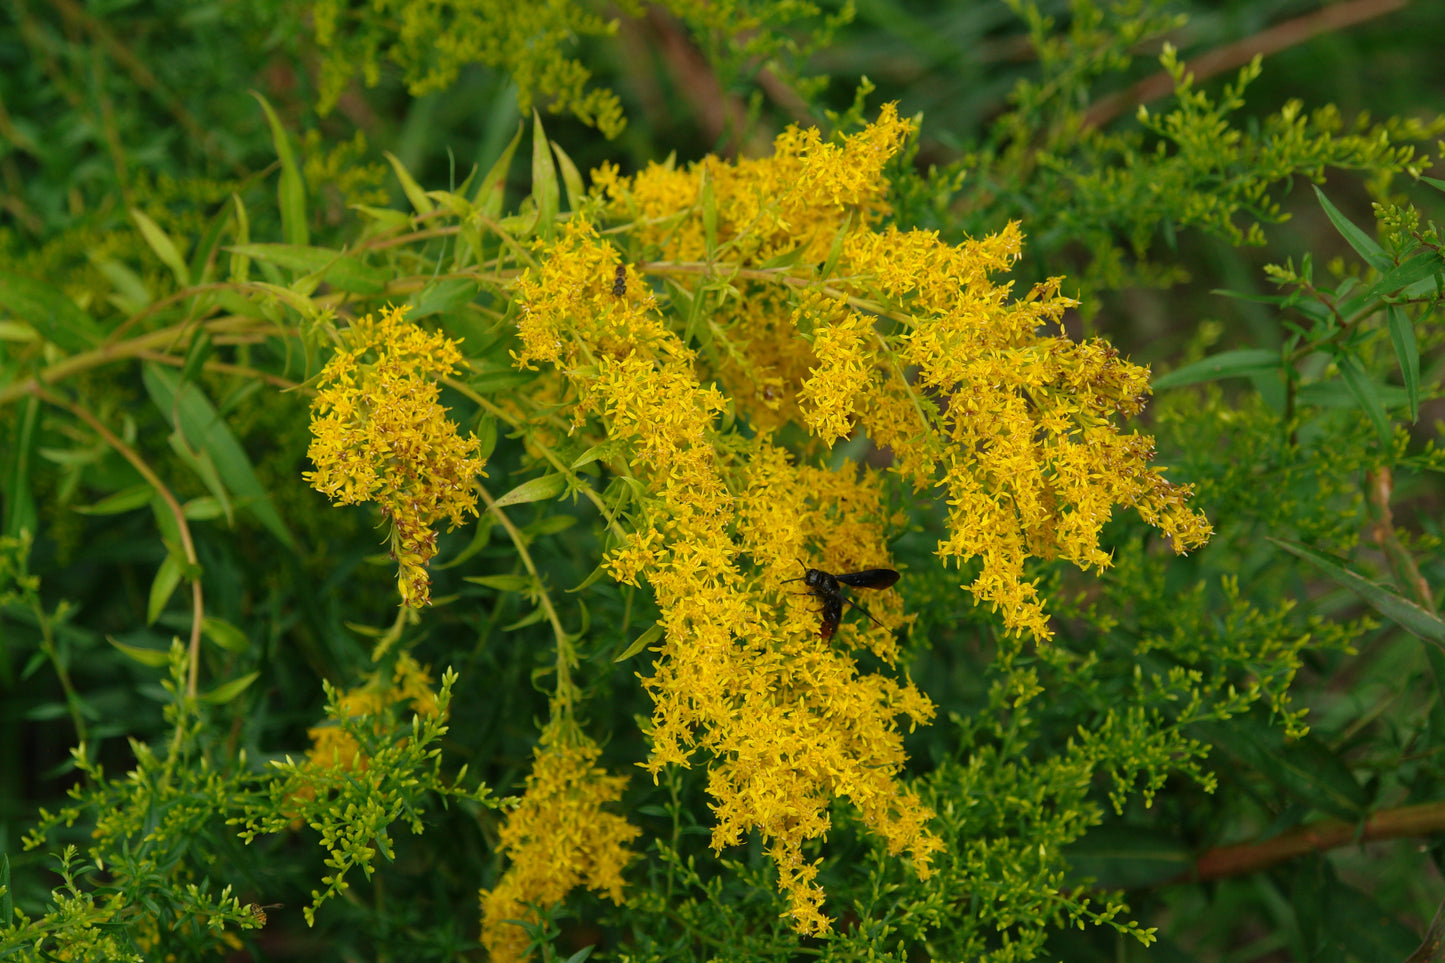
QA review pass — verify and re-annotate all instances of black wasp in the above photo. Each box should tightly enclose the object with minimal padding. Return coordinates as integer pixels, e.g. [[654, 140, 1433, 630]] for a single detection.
[[612, 265, 627, 297], [784, 564, 900, 639]]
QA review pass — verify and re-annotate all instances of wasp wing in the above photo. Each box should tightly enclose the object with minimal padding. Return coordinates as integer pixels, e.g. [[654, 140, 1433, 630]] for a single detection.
[[834, 568, 899, 589]]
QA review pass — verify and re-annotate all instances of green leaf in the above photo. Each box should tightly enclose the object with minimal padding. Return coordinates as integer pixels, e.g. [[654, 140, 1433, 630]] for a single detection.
[[410, 278, 480, 319], [1199, 722, 1369, 819], [1313, 184, 1388, 271], [189, 195, 235, 283], [142, 364, 295, 548], [199, 671, 260, 705], [503, 606, 548, 631], [180, 329, 213, 384], [570, 562, 609, 593], [252, 91, 308, 246], [108, 637, 172, 668], [74, 484, 155, 516], [147, 553, 185, 624], [475, 413, 499, 463], [1333, 351, 1392, 447], [226, 244, 388, 295], [5, 396, 39, 538], [129, 208, 191, 288], [491, 474, 566, 510], [1296, 380, 1411, 411], [615, 622, 663, 663], [229, 194, 252, 281], [1386, 304, 1420, 422], [91, 256, 152, 314], [475, 122, 524, 218], [530, 111, 559, 240], [182, 496, 228, 520], [1064, 824, 1191, 888], [572, 440, 623, 469], [1270, 537, 1445, 648], [202, 616, 250, 653], [0, 269, 105, 351], [550, 139, 586, 213], [1150, 348, 1279, 389], [466, 573, 534, 592], [167, 427, 234, 526], [384, 151, 435, 216], [1340, 250, 1444, 318]]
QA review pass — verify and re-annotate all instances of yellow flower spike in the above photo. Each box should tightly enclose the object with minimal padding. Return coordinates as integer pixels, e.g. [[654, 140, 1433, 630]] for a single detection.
[[304, 305, 488, 608], [479, 729, 640, 963]]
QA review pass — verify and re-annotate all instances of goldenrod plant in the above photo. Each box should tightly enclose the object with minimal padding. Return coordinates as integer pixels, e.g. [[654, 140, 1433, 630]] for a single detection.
[[2, 1, 1445, 961]]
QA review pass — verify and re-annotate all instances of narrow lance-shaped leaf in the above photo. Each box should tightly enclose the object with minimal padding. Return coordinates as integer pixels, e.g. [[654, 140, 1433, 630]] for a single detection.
[[202, 617, 250, 653], [108, 637, 173, 668], [550, 139, 586, 213], [74, 484, 156, 516], [0, 270, 105, 351], [251, 91, 308, 247], [615, 622, 664, 663], [1386, 304, 1420, 422], [142, 364, 295, 548], [1333, 351, 1392, 447], [1270, 537, 1445, 649], [1339, 250, 1444, 319], [476, 122, 524, 218], [147, 553, 185, 625], [530, 111, 559, 240], [226, 243, 388, 295], [1150, 348, 1280, 390], [129, 208, 191, 288], [200, 671, 259, 705], [5, 396, 40, 537], [1313, 184, 1388, 271], [491, 474, 567, 510], [385, 151, 436, 216]]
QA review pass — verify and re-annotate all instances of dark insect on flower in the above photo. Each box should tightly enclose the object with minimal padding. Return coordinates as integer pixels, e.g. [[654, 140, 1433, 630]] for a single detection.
[[783, 563, 900, 639], [248, 903, 283, 927], [612, 265, 627, 298]]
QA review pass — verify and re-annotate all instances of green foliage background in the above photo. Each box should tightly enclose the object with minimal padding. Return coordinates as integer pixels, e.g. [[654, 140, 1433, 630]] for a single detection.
[[3, 0, 1445, 960]]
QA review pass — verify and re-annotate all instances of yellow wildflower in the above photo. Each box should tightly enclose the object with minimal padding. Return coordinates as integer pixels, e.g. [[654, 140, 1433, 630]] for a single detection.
[[600, 106, 1209, 639], [501, 103, 1210, 934], [304, 305, 488, 607], [480, 728, 640, 963]]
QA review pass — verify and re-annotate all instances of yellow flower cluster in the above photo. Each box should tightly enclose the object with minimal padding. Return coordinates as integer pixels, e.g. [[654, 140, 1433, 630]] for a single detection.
[[593, 104, 1211, 641], [479, 729, 640, 963], [304, 305, 488, 607], [503, 102, 1210, 936], [515, 220, 943, 933]]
